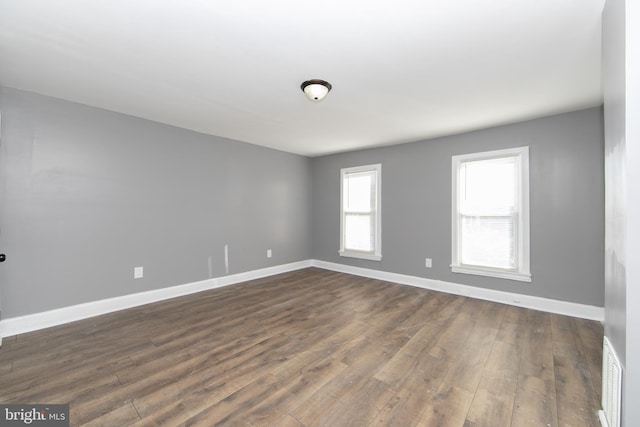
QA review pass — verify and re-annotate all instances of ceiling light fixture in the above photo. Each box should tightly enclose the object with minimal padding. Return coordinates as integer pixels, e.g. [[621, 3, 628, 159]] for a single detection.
[[301, 79, 332, 102]]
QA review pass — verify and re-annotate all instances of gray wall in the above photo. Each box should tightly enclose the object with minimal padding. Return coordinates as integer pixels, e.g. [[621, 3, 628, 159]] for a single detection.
[[0, 86, 606, 322], [603, 0, 627, 370], [603, 0, 640, 425], [0, 87, 311, 318], [312, 107, 604, 306]]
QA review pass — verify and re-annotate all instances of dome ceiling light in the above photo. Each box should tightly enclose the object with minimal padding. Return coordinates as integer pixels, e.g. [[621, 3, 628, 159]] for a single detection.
[[301, 79, 332, 102]]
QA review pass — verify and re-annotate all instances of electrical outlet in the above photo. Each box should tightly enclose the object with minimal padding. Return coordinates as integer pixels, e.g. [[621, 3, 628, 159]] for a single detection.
[[267, 249, 272, 258], [134, 266, 143, 279], [425, 258, 432, 268]]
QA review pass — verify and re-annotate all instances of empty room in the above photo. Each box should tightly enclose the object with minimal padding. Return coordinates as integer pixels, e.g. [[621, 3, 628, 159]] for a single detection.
[[0, 0, 638, 426]]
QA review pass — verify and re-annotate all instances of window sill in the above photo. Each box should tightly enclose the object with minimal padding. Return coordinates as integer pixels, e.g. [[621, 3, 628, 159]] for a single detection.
[[339, 251, 382, 261], [451, 265, 531, 282]]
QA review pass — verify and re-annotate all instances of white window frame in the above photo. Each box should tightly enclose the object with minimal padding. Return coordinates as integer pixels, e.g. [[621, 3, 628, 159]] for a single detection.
[[339, 164, 382, 261], [451, 147, 531, 282]]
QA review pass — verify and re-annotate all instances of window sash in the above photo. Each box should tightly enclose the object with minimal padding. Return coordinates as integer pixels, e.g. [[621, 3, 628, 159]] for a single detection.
[[344, 212, 374, 253], [459, 213, 518, 270]]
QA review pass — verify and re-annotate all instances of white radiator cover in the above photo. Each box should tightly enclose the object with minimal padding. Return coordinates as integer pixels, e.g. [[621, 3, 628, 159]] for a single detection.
[[599, 336, 622, 427]]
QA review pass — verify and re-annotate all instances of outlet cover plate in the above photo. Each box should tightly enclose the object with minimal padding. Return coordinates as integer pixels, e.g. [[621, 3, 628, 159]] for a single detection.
[[134, 266, 144, 279]]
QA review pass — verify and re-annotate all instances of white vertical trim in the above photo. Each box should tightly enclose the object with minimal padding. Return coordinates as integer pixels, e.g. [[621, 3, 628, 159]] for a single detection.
[[520, 146, 531, 277]]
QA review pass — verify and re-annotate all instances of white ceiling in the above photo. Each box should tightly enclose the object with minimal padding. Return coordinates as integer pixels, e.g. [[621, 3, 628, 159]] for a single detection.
[[0, 0, 604, 157]]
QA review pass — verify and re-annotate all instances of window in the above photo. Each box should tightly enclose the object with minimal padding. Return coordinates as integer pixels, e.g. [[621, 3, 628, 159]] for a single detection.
[[340, 164, 382, 261], [451, 147, 531, 282]]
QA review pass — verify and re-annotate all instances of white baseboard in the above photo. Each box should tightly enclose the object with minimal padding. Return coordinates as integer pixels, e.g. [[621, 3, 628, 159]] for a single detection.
[[0, 260, 312, 339], [0, 258, 602, 340], [310, 260, 604, 321], [215, 260, 312, 287]]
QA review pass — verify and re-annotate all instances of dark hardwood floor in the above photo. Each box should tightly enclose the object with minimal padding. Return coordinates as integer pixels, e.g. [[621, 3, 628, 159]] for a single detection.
[[0, 268, 603, 426]]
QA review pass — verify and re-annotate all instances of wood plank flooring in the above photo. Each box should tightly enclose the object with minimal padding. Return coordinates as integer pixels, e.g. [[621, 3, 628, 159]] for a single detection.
[[0, 268, 603, 426]]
